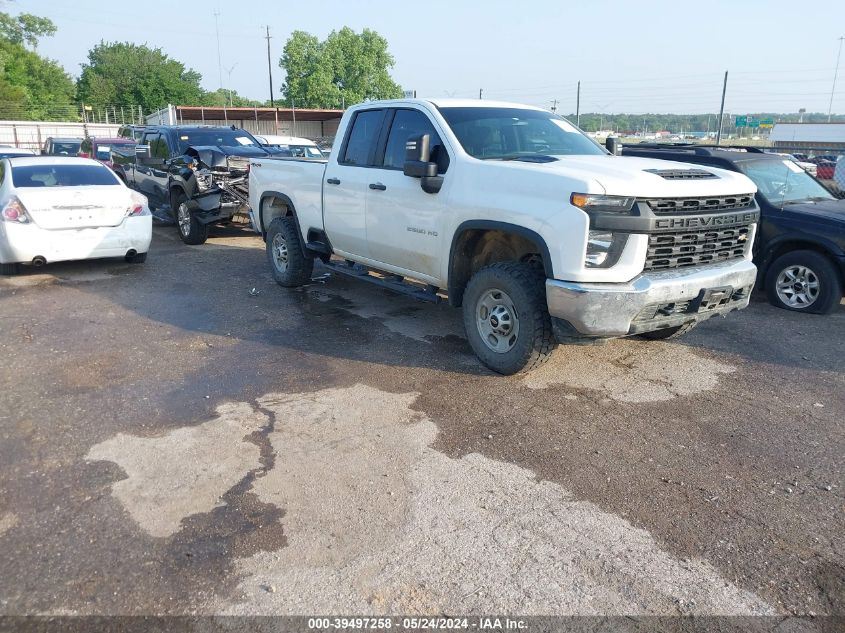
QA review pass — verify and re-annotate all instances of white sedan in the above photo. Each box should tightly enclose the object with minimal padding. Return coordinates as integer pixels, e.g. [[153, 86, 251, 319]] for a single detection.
[[0, 156, 152, 275]]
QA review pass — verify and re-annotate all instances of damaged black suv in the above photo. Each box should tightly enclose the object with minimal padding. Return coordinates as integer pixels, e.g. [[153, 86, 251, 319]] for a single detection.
[[116, 125, 290, 245]]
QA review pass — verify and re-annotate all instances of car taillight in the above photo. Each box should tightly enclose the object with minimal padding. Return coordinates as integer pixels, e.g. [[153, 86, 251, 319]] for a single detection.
[[1, 196, 31, 224], [126, 191, 149, 217]]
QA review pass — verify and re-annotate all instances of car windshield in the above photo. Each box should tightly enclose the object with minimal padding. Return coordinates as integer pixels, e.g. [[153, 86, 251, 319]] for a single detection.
[[739, 159, 834, 206], [51, 142, 80, 155], [439, 107, 604, 159], [175, 129, 258, 153], [12, 163, 120, 187]]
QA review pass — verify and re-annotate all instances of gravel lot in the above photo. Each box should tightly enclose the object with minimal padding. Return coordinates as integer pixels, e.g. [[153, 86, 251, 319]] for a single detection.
[[0, 225, 843, 619]]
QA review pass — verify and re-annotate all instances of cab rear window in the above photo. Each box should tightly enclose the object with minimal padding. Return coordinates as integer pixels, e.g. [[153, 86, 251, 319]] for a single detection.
[[12, 164, 120, 187]]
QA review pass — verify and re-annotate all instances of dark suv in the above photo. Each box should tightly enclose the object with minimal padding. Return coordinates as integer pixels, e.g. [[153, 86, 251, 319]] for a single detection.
[[622, 144, 844, 314], [42, 137, 83, 156]]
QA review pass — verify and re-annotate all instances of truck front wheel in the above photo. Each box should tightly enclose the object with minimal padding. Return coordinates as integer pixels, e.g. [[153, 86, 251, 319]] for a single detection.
[[462, 262, 556, 375], [764, 250, 842, 314], [173, 192, 208, 245], [266, 216, 314, 287]]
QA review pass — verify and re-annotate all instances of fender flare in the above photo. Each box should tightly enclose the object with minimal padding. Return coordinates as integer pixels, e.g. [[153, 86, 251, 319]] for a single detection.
[[759, 234, 845, 275], [258, 191, 309, 257], [447, 220, 554, 304]]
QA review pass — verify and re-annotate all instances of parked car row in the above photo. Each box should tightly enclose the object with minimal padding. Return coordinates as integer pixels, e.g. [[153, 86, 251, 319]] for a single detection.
[[2, 102, 842, 376]]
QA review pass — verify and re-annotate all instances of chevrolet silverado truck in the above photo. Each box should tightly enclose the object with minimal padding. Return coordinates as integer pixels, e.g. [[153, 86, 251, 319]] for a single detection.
[[248, 99, 760, 374], [115, 125, 289, 244]]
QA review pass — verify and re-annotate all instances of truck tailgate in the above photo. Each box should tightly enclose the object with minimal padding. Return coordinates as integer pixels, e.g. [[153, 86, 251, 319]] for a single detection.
[[248, 157, 327, 235]]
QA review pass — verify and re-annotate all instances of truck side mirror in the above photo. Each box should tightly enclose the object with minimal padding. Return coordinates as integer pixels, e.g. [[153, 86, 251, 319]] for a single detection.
[[135, 145, 151, 159], [403, 133, 443, 194], [606, 137, 621, 155]]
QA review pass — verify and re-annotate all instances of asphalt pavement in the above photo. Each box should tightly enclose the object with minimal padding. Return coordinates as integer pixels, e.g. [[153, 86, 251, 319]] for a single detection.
[[0, 224, 842, 619]]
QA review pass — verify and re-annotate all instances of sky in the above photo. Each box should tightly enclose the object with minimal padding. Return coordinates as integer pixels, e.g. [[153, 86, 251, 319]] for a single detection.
[[12, 0, 845, 115]]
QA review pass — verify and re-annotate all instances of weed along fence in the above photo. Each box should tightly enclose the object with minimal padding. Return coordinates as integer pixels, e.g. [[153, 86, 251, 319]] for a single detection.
[[0, 121, 120, 151]]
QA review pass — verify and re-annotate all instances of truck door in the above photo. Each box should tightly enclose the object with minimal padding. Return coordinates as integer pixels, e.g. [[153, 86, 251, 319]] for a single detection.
[[322, 108, 386, 259], [363, 108, 450, 281], [135, 132, 167, 209]]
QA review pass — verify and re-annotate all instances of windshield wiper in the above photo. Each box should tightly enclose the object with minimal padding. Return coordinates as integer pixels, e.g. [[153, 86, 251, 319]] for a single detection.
[[498, 154, 559, 163]]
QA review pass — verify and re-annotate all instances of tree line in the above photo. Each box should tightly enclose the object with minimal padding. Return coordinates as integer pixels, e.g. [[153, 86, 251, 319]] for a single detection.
[[0, 10, 404, 122]]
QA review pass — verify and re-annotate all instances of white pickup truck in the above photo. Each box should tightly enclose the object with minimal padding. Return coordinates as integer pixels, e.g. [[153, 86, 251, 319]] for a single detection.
[[248, 99, 759, 374]]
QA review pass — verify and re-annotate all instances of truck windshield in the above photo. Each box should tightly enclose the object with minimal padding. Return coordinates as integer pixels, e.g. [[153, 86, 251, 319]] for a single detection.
[[175, 129, 258, 153], [439, 107, 604, 160], [739, 159, 834, 206]]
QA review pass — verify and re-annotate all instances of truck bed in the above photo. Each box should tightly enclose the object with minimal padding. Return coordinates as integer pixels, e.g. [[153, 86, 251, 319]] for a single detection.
[[248, 157, 327, 236]]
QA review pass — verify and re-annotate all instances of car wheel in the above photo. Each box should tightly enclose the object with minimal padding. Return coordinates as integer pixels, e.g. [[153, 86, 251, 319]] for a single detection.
[[265, 216, 313, 287], [0, 262, 20, 275], [125, 252, 148, 264], [462, 262, 556, 375], [640, 321, 698, 340], [173, 192, 208, 245], [765, 250, 842, 314]]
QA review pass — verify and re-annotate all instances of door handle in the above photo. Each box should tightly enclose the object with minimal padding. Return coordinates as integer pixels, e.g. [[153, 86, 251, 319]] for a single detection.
[[369, 183, 387, 191], [326, 177, 341, 185]]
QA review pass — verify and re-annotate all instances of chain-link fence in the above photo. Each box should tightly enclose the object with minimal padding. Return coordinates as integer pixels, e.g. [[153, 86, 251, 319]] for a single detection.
[[0, 102, 147, 125]]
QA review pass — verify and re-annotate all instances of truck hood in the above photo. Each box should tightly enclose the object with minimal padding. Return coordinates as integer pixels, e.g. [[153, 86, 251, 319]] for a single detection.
[[499, 155, 757, 197], [780, 197, 845, 222], [186, 144, 277, 169]]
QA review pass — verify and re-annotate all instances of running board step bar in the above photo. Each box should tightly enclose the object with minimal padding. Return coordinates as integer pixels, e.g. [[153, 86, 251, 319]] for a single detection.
[[321, 260, 442, 303]]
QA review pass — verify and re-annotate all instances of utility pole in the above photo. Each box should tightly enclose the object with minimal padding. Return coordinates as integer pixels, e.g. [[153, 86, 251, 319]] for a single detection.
[[214, 11, 223, 92], [828, 36, 844, 122], [265, 26, 274, 108], [479, 88, 483, 100], [576, 81, 581, 127], [225, 63, 238, 107], [716, 70, 728, 146]]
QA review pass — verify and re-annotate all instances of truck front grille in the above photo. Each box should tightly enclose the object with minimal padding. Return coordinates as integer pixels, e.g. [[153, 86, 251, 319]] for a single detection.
[[644, 225, 751, 271], [645, 195, 754, 214]]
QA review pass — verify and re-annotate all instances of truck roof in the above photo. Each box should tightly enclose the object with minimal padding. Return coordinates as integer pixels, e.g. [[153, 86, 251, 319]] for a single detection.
[[355, 98, 548, 112]]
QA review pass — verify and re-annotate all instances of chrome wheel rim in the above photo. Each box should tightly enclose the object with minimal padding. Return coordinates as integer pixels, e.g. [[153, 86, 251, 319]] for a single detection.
[[177, 203, 191, 236], [776, 264, 820, 308], [476, 288, 520, 353], [271, 232, 289, 273]]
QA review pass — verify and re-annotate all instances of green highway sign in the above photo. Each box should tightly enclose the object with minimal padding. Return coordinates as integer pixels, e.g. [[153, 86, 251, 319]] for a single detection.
[[736, 115, 747, 127], [760, 117, 774, 129]]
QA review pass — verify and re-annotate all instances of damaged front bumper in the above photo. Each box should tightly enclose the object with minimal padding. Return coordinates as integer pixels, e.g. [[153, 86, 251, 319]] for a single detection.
[[186, 172, 250, 224], [546, 258, 757, 339]]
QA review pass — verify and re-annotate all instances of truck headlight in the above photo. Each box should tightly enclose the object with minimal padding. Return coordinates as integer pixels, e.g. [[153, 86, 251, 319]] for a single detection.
[[571, 193, 635, 214], [585, 231, 627, 268]]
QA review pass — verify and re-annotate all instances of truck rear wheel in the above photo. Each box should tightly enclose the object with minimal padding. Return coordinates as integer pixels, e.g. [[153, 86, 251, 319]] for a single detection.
[[173, 192, 208, 245], [462, 262, 556, 375], [266, 216, 313, 287]]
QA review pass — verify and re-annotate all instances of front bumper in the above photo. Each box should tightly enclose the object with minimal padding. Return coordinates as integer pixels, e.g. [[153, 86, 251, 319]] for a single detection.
[[546, 258, 757, 338]]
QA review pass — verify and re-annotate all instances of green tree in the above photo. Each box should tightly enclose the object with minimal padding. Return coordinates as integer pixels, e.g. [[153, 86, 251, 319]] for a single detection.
[[0, 12, 56, 48], [280, 27, 403, 108], [0, 10, 75, 121], [201, 88, 264, 108], [77, 42, 205, 113]]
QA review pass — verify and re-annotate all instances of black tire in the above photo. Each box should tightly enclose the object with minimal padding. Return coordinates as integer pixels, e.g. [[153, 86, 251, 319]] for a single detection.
[[640, 321, 698, 340], [125, 252, 148, 264], [0, 262, 20, 275], [266, 216, 313, 287], [172, 191, 208, 245], [764, 250, 842, 315], [462, 262, 556, 375]]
